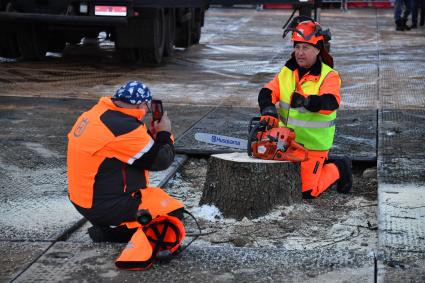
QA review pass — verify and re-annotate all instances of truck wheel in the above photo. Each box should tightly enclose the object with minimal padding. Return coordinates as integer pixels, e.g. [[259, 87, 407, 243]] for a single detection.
[[175, 8, 192, 48], [116, 47, 140, 63], [191, 8, 203, 45], [0, 33, 20, 59], [17, 26, 47, 60], [47, 36, 66, 53], [191, 22, 201, 45], [163, 8, 175, 57], [140, 8, 165, 64]]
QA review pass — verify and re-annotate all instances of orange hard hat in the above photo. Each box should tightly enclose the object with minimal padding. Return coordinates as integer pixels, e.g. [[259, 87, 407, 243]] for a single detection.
[[283, 16, 331, 46], [283, 16, 334, 67], [291, 20, 325, 45]]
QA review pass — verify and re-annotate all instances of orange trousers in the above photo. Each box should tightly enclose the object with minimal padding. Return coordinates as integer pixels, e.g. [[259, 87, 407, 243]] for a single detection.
[[301, 150, 340, 198]]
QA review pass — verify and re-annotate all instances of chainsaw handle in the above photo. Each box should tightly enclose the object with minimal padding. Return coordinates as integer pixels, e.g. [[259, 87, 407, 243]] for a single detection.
[[247, 122, 262, 156], [287, 141, 309, 161]]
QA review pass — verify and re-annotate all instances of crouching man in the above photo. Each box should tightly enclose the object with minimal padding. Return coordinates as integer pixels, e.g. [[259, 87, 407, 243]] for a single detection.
[[67, 81, 184, 270]]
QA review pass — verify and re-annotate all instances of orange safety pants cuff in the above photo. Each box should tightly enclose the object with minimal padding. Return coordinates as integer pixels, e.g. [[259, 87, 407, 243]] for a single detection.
[[301, 150, 340, 198]]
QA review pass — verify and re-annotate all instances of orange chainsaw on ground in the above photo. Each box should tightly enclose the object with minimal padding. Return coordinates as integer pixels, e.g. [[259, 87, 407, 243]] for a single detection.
[[247, 116, 308, 162]]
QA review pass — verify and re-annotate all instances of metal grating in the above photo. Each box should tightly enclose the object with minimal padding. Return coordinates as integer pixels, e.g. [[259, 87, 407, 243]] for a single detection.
[[378, 157, 425, 185], [332, 110, 377, 161], [378, 184, 425, 253], [379, 110, 425, 159], [0, 242, 50, 282], [340, 82, 378, 110], [379, 81, 425, 109], [15, 242, 374, 282], [175, 107, 256, 155], [0, 97, 90, 241]]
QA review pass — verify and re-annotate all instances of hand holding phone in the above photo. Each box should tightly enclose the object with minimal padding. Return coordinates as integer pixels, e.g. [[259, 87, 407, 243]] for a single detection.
[[151, 99, 163, 122], [152, 111, 171, 134]]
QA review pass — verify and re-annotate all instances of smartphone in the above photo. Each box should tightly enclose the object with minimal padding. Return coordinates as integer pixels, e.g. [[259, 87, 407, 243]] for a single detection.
[[151, 99, 163, 121]]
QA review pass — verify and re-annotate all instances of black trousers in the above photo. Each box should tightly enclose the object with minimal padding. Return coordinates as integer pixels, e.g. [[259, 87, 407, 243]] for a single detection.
[[412, 0, 425, 25]]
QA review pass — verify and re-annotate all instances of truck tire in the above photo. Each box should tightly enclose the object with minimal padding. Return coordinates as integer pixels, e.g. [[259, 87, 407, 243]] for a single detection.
[[0, 33, 20, 59], [47, 35, 66, 53], [140, 8, 165, 64], [0, 3, 20, 58], [164, 8, 176, 57], [175, 8, 192, 48], [190, 8, 203, 45], [116, 47, 140, 63], [17, 25, 47, 60]]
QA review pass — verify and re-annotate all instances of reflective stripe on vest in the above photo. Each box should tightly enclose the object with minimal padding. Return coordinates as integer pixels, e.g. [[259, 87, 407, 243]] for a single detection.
[[283, 117, 336, 128], [278, 63, 339, 150]]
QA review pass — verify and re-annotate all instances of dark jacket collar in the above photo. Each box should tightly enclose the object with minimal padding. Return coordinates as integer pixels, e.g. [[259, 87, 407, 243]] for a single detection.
[[284, 55, 322, 76]]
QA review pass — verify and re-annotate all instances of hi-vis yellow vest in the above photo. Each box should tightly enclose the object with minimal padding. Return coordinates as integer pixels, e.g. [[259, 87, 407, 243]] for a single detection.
[[278, 63, 339, 150]]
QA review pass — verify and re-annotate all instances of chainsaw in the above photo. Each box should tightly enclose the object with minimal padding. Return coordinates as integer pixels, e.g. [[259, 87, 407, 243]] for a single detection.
[[247, 116, 308, 162], [194, 115, 308, 162]]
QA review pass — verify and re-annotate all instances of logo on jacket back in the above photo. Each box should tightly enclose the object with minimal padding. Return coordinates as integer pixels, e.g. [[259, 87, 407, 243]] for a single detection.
[[74, 117, 89, 138]]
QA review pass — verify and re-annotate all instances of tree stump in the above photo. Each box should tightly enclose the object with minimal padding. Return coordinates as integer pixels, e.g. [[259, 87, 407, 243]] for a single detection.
[[200, 152, 302, 220]]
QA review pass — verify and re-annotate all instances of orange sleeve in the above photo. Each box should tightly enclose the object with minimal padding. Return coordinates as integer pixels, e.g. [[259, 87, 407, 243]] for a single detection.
[[264, 73, 281, 105], [318, 71, 341, 115], [101, 126, 154, 165]]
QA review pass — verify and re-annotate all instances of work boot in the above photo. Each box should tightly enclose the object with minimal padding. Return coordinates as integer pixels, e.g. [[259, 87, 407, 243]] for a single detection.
[[326, 157, 353, 193], [88, 225, 108, 242], [411, 23, 418, 29], [402, 20, 411, 30], [396, 20, 404, 31], [88, 225, 137, 243]]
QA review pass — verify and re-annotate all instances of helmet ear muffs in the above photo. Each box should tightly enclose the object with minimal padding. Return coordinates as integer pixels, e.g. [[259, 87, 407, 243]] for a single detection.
[[317, 28, 332, 41], [283, 15, 316, 39]]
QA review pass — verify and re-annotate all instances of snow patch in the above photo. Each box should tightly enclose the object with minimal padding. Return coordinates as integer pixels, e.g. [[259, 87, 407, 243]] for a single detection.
[[191, 204, 223, 221]]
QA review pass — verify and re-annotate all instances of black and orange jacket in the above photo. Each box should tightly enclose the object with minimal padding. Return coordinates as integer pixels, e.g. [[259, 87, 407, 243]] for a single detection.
[[67, 97, 174, 226]]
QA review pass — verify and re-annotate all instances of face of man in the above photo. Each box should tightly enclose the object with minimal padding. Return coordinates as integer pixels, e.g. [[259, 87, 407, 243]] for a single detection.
[[137, 102, 150, 115], [294, 43, 320, 69]]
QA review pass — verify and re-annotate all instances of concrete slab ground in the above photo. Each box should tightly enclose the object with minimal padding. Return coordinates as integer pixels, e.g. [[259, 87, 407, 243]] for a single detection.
[[0, 6, 424, 283]]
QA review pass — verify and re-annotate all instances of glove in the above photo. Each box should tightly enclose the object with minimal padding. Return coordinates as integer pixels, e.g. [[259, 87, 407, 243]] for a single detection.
[[260, 105, 279, 128], [260, 105, 278, 118], [303, 96, 321, 112], [290, 92, 306, 108], [290, 92, 321, 112]]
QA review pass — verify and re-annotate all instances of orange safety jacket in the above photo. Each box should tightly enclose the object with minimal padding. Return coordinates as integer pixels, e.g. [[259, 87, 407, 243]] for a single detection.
[[264, 56, 341, 150], [67, 97, 175, 226]]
